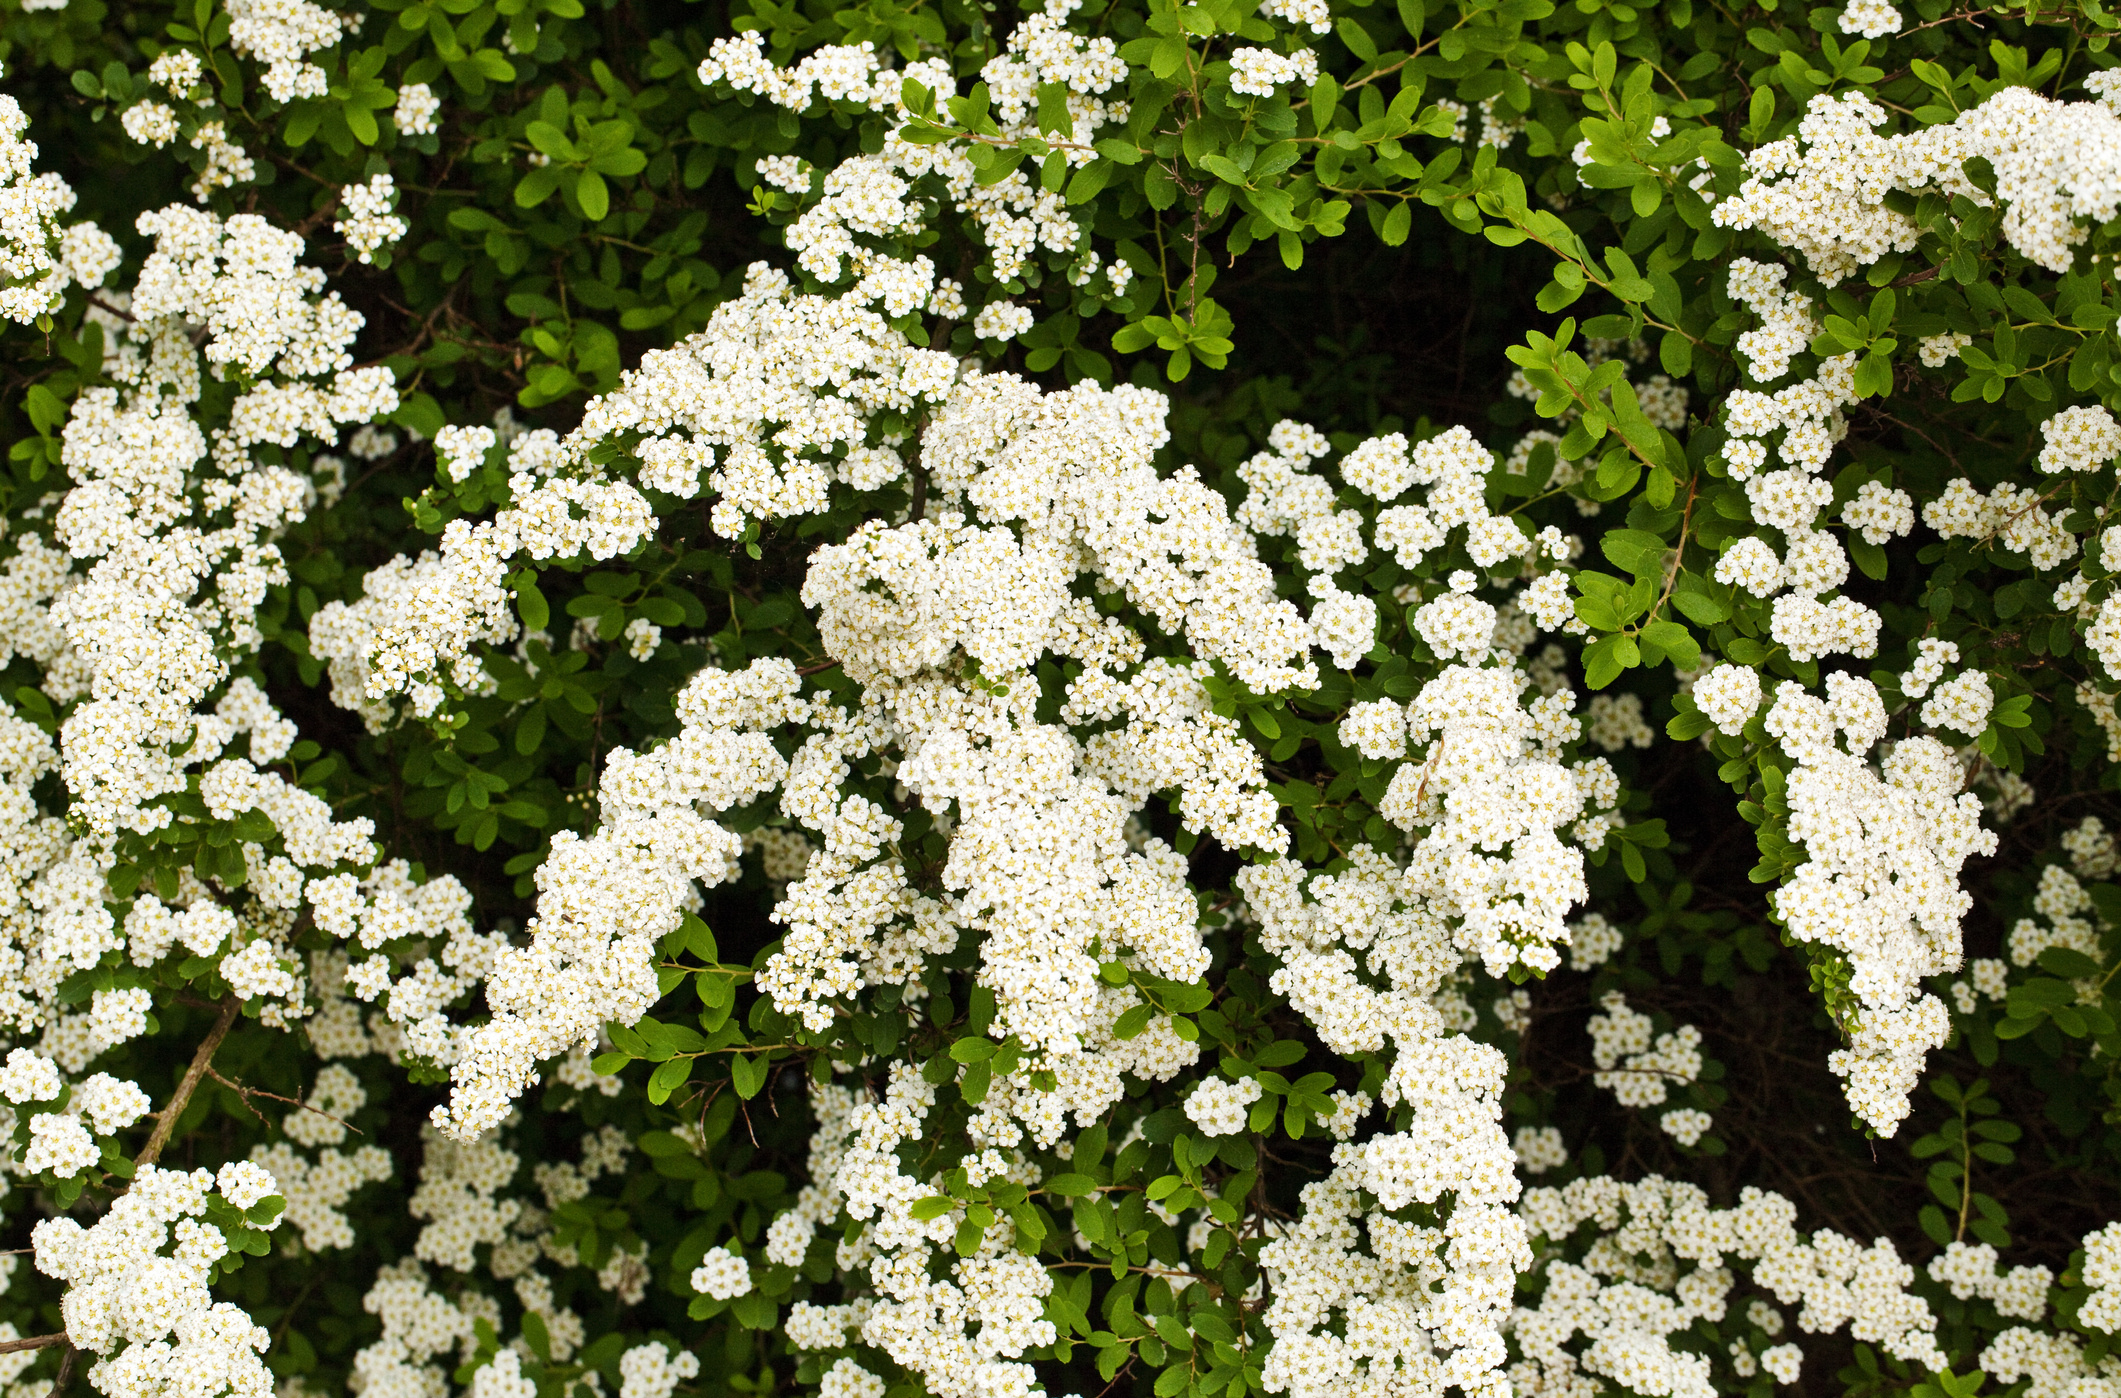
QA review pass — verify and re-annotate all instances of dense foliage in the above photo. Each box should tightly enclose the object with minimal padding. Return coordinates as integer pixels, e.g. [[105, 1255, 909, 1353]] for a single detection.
[[12, 1, 2121, 1398]]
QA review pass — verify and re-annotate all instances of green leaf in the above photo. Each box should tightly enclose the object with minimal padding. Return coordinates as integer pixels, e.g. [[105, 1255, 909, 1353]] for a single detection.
[[1641, 619, 1700, 670], [516, 165, 565, 208], [514, 704, 547, 756], [575, 170, 611, 221], [730, 1054, 769, 1098], [1336, 16, 1378, 60], [647, 1055, 694, 1105], [2037, 947, 2101, 979], [1582, 633, 1639, 689]]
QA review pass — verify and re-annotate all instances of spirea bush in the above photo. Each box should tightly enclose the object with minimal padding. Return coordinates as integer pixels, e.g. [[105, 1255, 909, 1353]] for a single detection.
[[13, 0, 2121, 1395]]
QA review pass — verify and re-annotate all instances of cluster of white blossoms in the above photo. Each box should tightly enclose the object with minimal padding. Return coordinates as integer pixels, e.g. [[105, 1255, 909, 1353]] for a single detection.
[[1703, 163, 2121, 1138], [620, 1342, 703, 1398], [226, 0, 347, 106], [249, 34, 1653, 1398], [1691, 262, 2008, 1137], [1696, 131, 2079, 1135], [1926, 1242, 2052, 1321], [37, 203, 387, 910], [1713, 88, 2121, 283], [698, 0, 1131, 305], [2029, 858, 2109, 959], [335, 174, 408, 264], [1759, 679, 1990, 1133], [2084, 1224, 2121, 1333], [1584, 992, 1711, 1143], [249, 1071, 394, 1251], [112, 48, 267, 200], [1184, 1073, 1265, 1135], [395, 81, 442, 136], [343, 1120, 661, 1398], [0, 94, 439, 1398], [0, 205, 393, 1123], [1835, 0, 1901, 39], [0, 92, 121, 325], [1228, 46, 1321, 97], [1511, 1175, 1949, 1398], [1713, 266, 1900, 661], [0, 1047, 153, 1179], [1924, 472, 2080, 573], [31, 1162, 286, 1398], [1229, 722, 1621, 1398]]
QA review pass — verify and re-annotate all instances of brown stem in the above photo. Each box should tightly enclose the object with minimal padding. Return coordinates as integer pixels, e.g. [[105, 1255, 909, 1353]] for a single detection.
[[136, 998, 241, 1168], [205, 1068, 363, 1136], [0, 1335, 66, 1355], [1645, 473, 1701, 628]]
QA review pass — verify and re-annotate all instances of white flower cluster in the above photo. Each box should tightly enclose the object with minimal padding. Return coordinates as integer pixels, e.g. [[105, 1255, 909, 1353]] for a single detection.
[[620, 1342, 702, 1398], [32, 1162, 286, 1398], [0, 92, 119, 324], [1925, 475, 2079, 572], [1705, 263, 1899, 670], [0, 1047, 153, 1179], [1352, 661, 1616, 976], [309, 465, 654, 723], [1762, 679, 1994, 1133], [1705, 146, 2065, 1134], [422, 359, 1338, 1132], [1241, 422, 1559, 667], [395, 82, 441, 136], [1567, 912, 1625, 969], [0, 203, 393, 1062], [1927, 1241, 2052, 1321], [2083, 1223, 2121, 1333], [0, 105, 433, 1398], [1585, 992, 1710, 1144], [275, 101, 1633, 1398], [1981, 1327, 2121, 1398], [1183, 1074, 1264, 1135], [1230, 782, 1620, 1398], [334, 174, 407, 264], [698, 0, 1137, 308], [1513, 1174, 1947, 1398], [691, 1246, 754, 1300], [2002, 864, 2106, 983], [1693, 663, 1764, 736], [1836, 0, 1901, 38], [225, 0, 345, 109], [1714, 89, 2121, 283], [105, 55, 264, 199], [1228, 47, 1320, 97]]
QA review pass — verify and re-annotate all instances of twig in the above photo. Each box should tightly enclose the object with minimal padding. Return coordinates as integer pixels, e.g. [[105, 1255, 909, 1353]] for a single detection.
[[45, 1343, 74, 1398], [136, 997, 240, 1167], [205, 1068, 364, 1137], [1901, 6, 1987, 33], [0, 1335, 66, 1355], [1646, 473, 1701, 627]]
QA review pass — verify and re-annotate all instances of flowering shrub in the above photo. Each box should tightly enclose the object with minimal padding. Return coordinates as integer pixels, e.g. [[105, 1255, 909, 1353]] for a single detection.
[[7, 1, 2121, 1398]]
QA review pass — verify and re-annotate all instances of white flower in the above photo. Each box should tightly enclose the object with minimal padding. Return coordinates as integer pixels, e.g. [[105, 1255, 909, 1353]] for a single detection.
[[691, 1246, 753, 1299]]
